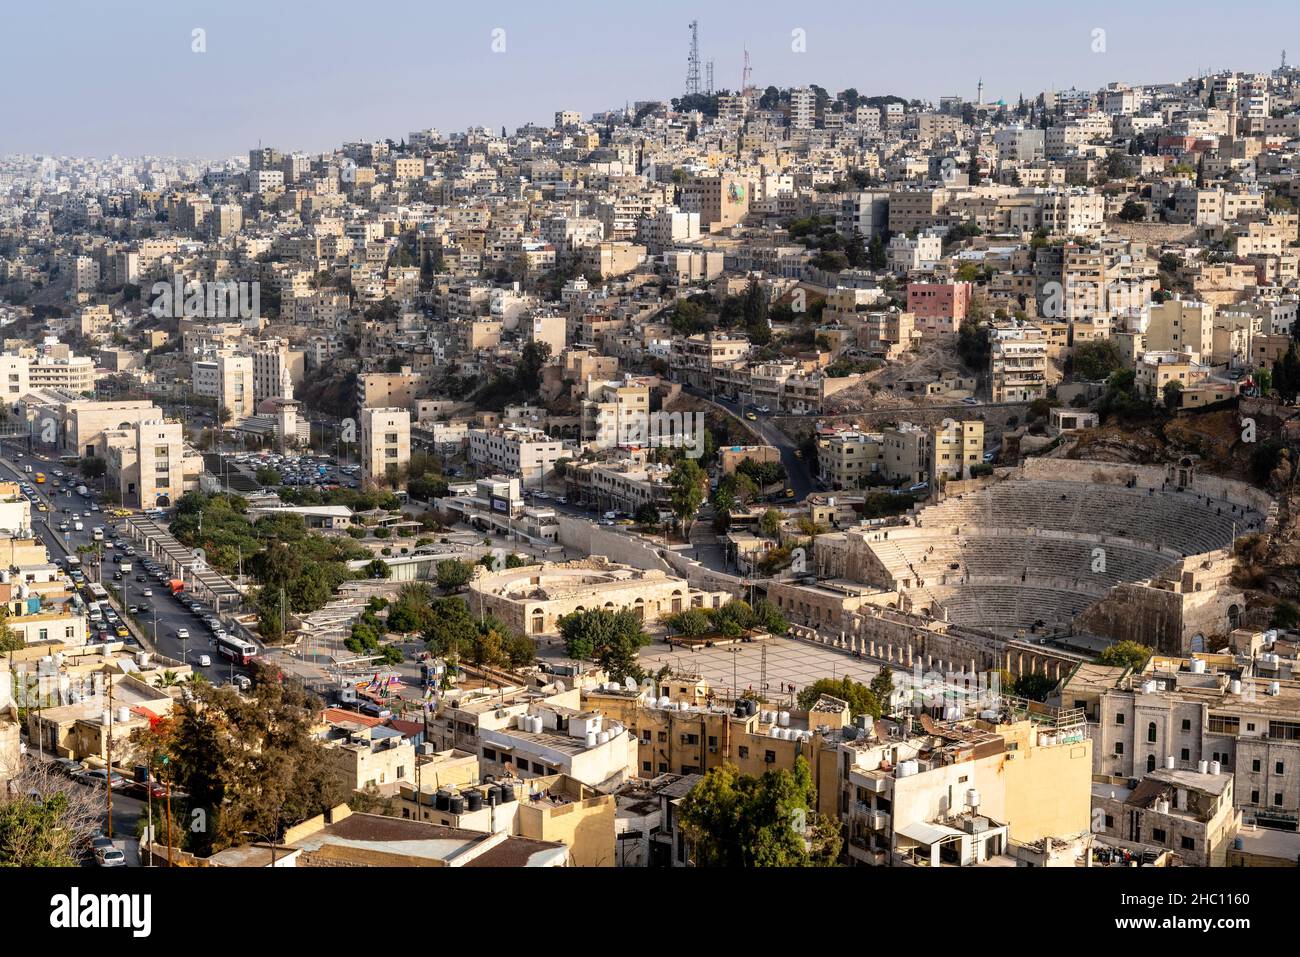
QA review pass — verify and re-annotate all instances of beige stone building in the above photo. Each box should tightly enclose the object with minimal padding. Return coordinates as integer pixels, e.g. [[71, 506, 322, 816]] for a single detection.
[[467, 559, 730, 637], [360, 406, 411, 481]]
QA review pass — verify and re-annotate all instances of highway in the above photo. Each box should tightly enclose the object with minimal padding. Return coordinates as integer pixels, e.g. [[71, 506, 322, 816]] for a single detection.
[[0, 443, 247, 684]]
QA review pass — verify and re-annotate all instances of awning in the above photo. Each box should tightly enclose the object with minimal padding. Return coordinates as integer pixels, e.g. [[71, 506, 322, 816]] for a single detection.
[[896, 821, 965, 846]]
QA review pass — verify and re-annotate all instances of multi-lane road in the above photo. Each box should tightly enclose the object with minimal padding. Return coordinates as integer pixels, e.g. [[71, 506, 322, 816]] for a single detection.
[[0, 444, 245, 682]]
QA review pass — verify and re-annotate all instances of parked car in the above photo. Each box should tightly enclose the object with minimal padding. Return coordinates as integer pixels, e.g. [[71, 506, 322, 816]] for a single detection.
[[52, 758, 84, 777], [127, 780, 167, 800], [95, 846, 126, 868], [76, 768, 128, 789]]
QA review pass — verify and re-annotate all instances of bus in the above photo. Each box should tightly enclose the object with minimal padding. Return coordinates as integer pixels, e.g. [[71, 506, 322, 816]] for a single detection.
[[85, 583, 109, 603], [216, 635, 258, 666]]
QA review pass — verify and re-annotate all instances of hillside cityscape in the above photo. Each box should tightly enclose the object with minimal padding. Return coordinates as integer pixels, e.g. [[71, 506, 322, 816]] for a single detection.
[[2, 35, 1300, 886]]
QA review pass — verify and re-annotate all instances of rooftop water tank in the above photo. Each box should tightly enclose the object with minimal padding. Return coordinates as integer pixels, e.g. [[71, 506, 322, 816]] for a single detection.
[[966, 788, 981, 810], [1165, 755, 1175, 769], [435, 789, 451, 811], [117, 706, 130, 723], [465, 790, 484, 813], [1271, 681, 1282, 696], [778, 711, 791, 728], [1190, 658, 1206, 674], [597, 731, 610, 745], [1198, 760, 1209, 774], [449, 794, 465, 815], [499, 783, 516, 803], [897, 760, 919, 778], [486, 785, 502, 806], [585, 731, 598, 749], [1230, 679, 1242, 695], [1211, 760, 1222, 776]]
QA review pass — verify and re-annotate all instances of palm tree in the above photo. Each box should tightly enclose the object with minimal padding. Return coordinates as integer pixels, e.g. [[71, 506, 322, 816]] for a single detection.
[[153, 670, 181, 688]]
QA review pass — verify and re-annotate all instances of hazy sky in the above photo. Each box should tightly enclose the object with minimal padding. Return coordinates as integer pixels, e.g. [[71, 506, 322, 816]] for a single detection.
[[1, 0, 1294, 158]]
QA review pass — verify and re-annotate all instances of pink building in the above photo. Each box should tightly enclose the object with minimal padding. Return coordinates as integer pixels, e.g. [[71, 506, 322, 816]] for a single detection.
[[907, 282, 972, 334]]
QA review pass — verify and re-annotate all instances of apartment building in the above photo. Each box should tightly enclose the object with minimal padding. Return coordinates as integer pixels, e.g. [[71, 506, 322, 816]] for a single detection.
[[192, 353, 255, 420], [0, 355, 30, 410], [28, 353, 95, 394], [679, 174, 749, 232], [840, 710, 1093, 866], [1146, 299, 1215, 362], [360, 407, 411, 481], [1061, 642, 1300, 833], [930, 419, 985, 483], [818, 428, 885, 489], [908, 281, 971, 334], [989, 322, 1048, 403], [467, 426, 564, 487], [250, 338, 305, 406]]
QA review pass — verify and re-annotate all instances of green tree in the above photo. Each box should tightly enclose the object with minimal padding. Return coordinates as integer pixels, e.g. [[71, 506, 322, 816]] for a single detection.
[[1162, 379, 1184, 412], [1072, 339, 1124, 381], [435, 559, 474, 592], [556, 608, 650, 681], [760, 508, 783, 538], [669, 458, 707, 538], [153, 672, 348, 856], [1097, 640, 1153, 672], [796, 676, 881, 718], [677, 757, 839, 867], [869, 665, 895, 704]]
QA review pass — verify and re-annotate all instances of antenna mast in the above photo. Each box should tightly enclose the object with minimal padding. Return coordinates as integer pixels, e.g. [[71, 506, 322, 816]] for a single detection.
[[686, 21, 701, 97]]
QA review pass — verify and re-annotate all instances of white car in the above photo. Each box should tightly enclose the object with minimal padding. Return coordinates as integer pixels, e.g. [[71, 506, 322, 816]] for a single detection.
[[141, 589, 153, 598], [197, 654, 211, 667], [176, 628, 190, 640]]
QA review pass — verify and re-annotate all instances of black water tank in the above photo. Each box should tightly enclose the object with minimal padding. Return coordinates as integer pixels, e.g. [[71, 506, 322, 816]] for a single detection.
[[449, 794, 466, 815], [486, 785, 503, 806], [499, 782, 516, 803], [435, 789, 451, 811], [466, 790, 484, 812]]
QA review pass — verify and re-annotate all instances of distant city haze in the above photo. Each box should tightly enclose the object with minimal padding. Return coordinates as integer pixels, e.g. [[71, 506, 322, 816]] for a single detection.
[[0, 0, 1292, 157]]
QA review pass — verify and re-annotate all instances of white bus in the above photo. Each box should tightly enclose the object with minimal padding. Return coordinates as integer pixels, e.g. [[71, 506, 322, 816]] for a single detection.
[[216, 634, 258, 666]]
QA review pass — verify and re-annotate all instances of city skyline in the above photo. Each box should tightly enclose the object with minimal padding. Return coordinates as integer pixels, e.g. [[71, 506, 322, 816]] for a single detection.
[[1, 0, 1295, 157]]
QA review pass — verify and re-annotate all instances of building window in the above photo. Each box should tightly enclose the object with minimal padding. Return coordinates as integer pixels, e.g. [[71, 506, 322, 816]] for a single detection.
[[1180, 748, 1190, 761], [1181, 836, 1195, 851], [483, 748, 496, 761], [1115, 713, 1125, 725], [1251, 790, 1260, 804], [1252, 759, 1261, 773], [764, 750, 776, 764], [1114, 742, 1124, 755], [1151, 828, 1167, 844], [1181, 719, 1191, 732], [738, 746, 749, 759], [1147, 722, 1157, 744], [1277, 762, 1285, 775]]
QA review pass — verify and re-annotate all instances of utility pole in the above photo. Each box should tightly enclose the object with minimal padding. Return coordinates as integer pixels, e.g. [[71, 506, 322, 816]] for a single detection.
[[105, 672, 114, 838]]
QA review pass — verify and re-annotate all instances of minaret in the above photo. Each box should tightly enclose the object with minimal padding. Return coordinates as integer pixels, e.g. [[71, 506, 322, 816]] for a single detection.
[[977, 78, 984, 105]]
